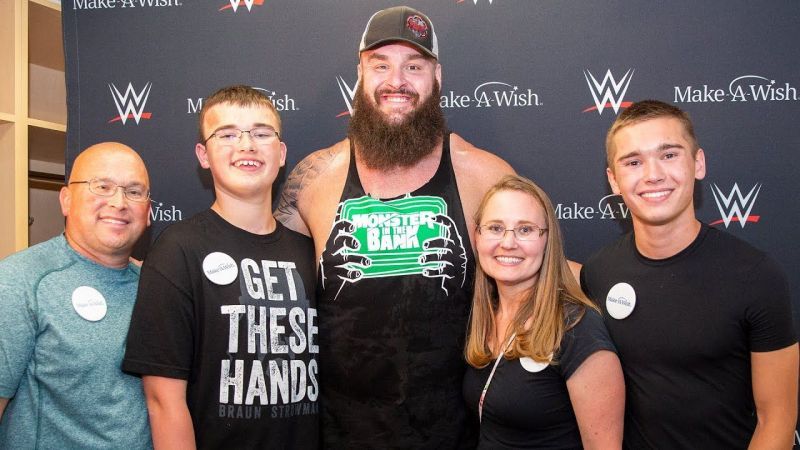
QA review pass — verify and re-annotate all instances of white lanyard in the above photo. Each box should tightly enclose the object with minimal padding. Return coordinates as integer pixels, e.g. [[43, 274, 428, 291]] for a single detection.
[[478, 332, 516, 422]]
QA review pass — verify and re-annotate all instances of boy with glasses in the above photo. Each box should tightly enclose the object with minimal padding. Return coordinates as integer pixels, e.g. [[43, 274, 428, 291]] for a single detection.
[[123, 85, 318, 449]]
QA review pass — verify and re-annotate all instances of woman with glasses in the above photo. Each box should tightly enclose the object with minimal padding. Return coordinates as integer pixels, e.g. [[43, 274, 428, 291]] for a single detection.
[[463, 174, 624, 449]]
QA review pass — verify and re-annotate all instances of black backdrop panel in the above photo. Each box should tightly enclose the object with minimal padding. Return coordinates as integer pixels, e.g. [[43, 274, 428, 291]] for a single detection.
[[63, 0, 800, 442]]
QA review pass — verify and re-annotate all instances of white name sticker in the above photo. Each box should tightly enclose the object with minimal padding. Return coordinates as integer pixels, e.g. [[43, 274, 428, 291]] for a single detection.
[[203, 252, 238, 285], [520, 356, 550, 373], [606, 282, 636, 320], [72, 286, 107, 321]]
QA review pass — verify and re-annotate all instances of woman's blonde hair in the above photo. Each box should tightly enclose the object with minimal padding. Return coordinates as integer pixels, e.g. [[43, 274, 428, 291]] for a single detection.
[[465, 174, 598, 368]]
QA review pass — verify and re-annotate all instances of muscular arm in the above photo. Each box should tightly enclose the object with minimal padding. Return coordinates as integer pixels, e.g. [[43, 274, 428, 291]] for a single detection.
[[275, 146, 340, 237], [566, 350, 625, 450], [0, 398, 7, 421], [748, 344, 798, 450], [449, 134, 515, 245], [142, 376, 195, 450]]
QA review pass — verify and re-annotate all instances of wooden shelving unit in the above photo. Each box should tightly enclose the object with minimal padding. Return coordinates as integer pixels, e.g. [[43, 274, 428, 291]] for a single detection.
[[0, 0, 65, 258]]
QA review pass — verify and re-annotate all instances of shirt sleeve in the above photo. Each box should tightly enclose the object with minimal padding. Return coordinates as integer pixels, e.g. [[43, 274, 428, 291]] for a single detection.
[[557, 307, 617, 380], [579, 265, 596, 304], [122, 236, 196, 380], [743, 255, 796, 352], [0, 284, 37, 398]]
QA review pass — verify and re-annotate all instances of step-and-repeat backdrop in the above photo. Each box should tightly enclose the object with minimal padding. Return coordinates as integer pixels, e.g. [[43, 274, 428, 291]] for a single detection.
[[63, 0, 799, 440]]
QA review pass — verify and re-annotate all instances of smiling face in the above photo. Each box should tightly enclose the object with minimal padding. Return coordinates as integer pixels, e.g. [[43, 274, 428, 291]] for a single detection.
[[607, 117, 706, 230], [61, 143, 151, 267], [357, 42, 441, 125], [195, 102, 286, 203], [476, 189, 549, 298]]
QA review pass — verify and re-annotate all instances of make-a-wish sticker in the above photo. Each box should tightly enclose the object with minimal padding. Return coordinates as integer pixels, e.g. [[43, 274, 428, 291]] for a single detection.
[[203, 252, 238, 285], [606, 282, 636, 320], [72, 286, 107, 321]]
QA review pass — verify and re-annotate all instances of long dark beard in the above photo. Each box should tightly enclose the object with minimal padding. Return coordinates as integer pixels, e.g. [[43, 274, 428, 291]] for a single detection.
[[348, 81, 446, 170]]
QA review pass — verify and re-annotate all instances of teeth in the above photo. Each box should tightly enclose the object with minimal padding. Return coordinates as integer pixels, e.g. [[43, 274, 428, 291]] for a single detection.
[[101, 218, 126, 225], [641, 191, 669, 199], [496, 256, 522, 264], [384, 96, 409, 103], [235, 160, 261, 167]]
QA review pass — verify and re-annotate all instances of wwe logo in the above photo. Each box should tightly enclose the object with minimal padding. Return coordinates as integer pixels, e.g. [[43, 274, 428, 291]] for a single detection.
[[108, 82, 152, 125], [336, 76, 357, 117], [220, 0, 261, 12], [710, 183, 762, 228], [583, 69, 634, 115]]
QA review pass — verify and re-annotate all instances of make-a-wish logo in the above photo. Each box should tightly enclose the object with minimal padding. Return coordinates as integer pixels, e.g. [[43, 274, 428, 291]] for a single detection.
[[219, 0, 263, 12], [186, 86, 298, 114], [440, 81, 542, 109], [150, 198, 183, 223], [674, 75, 799, 103], [556, 194, 630, 221], [583, 69, 634, 115], [252, 87, 298, 111], [709, 182, 761, 228], [108, 82, 152, 125], [335, 76, 357, 118], [335, 77, 541, 117]]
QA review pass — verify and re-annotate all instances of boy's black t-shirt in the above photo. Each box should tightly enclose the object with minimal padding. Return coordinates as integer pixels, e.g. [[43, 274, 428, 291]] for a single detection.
[[123, 209, 319, 449]]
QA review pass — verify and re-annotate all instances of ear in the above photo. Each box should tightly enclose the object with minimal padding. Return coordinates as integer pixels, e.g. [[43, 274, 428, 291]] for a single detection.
[[278, 141, 287, 168], [59, 186, 71, 217], [606, 167, 621, 195], [435, 63, 442, 87], [356, 63, 363, 83], [146, 201, 152, 227], [196, 143, 211, 169], [694, 148, 706, 181]]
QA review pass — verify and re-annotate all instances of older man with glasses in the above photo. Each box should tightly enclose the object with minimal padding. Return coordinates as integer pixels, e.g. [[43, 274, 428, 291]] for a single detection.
[[0, 142, 153, 448]]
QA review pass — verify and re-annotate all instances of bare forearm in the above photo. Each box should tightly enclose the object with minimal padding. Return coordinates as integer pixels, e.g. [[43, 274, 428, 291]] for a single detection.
[[148, 400, 196, 450], [749, 345, 799, 450], [0, 397, 8, 421], [748, 416, 796, 450], [143, 376, 196, 450]]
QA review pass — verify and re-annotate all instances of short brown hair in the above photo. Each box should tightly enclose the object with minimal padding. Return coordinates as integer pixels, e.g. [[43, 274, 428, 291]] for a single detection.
[[198, 85, 281, 143], [605, 99, 698, 169]]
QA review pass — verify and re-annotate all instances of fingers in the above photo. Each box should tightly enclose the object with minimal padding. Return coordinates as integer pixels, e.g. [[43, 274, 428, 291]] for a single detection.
[[338, 253, 371, 267], [431, 214, 457, 239], [326, 219, 362, 255], [422, 264, 454, 279], [336, 266, 365, 283], [331, 233, 360, 255], [422, 238, 455, 254]]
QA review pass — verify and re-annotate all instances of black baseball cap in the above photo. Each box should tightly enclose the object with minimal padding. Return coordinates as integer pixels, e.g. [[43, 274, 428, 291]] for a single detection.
[[359, 6, 439, 59]]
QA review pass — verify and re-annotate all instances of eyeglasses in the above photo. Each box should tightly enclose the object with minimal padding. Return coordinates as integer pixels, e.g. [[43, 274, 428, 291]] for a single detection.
[[477, 223, 547, 241], [202, 127, 281, 146], [69, 178, 151, 203]]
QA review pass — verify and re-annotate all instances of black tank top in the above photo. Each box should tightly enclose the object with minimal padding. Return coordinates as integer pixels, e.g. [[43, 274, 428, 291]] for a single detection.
[[318, 134, 477, 449]]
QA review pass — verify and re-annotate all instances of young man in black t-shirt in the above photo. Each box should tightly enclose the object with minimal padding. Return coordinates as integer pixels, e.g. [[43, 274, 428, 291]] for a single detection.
[[581, 100, 797, 449], [123, 86, 318, 449]]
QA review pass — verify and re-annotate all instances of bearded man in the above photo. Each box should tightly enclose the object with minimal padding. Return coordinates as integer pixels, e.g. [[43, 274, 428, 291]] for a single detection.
[[275, 6, 514, 448]]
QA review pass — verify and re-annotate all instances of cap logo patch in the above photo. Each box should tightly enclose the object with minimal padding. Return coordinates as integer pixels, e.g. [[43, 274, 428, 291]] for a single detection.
[[406, 15, 428, 39]]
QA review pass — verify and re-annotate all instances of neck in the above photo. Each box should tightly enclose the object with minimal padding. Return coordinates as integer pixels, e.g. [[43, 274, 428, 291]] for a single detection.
[[64, 232, 130, 269], [632, 216, 702, 259], [211, 193, 276, 235], [493, 283, 532, 350]]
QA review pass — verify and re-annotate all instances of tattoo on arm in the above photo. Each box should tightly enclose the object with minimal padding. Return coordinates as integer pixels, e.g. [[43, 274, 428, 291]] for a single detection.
[[275, 148, 337, 223]]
